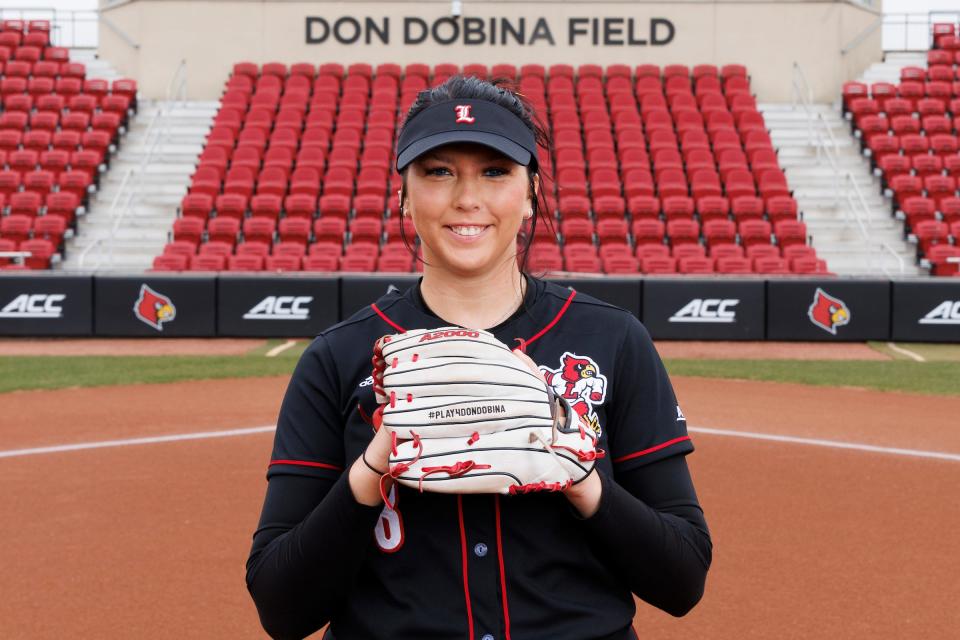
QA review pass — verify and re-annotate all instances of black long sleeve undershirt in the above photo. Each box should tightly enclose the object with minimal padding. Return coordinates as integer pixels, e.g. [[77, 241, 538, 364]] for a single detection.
[[247, 455, 711, 639]]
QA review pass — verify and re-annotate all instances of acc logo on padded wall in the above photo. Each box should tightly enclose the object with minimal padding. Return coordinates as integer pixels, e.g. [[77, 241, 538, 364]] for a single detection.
[[133, 284, 176, 331], [919, 300, 960, 325], [807, 288, 850, 335], [540, 352, 608, 436], [243, 295, 313, 320], [0, 293, 66, 318]]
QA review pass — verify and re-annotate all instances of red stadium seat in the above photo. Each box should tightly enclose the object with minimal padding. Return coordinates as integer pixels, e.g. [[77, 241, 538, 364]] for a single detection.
[[228, 254, 265, 271], [640, 256, 677, 274], [152, 254, 188, 271], [190, 254, 226, 271], [207, 217, 240, 246]]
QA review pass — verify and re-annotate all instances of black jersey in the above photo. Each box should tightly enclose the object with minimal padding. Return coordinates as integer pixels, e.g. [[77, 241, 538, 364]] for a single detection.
[[248, 277, 711, 640]]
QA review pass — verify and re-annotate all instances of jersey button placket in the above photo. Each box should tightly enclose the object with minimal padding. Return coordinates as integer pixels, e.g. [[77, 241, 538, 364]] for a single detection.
[[481, 634, 495, 640], [474, 542, 488, 557]]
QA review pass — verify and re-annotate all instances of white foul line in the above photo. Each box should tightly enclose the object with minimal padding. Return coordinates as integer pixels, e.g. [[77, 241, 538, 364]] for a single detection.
[[885, 342, 926, 362], [265, 340, 299, 358], [0, 425, 277, 459], [688, 426, 960, 462]]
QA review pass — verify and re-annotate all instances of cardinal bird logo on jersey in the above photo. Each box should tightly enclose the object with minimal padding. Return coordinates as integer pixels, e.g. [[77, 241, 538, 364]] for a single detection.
[[133, 284, 176, 331], [807, 287, 850, 335], [540, 353, 608, 436]]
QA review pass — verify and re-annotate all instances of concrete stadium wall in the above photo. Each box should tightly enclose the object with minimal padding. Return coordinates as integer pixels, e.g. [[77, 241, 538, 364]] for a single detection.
[[98, 0, 882, 103]]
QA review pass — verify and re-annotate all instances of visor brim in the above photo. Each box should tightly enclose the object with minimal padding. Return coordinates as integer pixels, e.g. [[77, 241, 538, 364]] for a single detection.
[[396, 131, 533, 172]]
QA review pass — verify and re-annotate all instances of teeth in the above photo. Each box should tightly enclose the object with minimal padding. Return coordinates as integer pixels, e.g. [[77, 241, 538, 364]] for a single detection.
[[451, 226, 485, 237]]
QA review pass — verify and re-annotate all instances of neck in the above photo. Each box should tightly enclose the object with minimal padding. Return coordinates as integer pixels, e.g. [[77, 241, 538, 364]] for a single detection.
[[420, 258, 526, 330]]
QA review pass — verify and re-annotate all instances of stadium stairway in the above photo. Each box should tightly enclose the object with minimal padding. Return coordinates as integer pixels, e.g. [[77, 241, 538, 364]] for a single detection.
[[60, 99, 218, 271], [859, 52, 928, 86], [762, 103, 921, 276]]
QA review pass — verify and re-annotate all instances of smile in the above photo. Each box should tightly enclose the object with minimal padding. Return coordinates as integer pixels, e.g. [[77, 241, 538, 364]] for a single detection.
[[448, 225, 489, 237]]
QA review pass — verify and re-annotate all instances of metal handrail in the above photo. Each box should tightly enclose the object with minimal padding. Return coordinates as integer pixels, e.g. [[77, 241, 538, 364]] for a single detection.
[[883, 10, 960, 52], [78, 60, 187, 271], [99, 15, 140, 50], [842, 15, 883, 56], [793, 61, 906, 276], [792, 63, 844, 204], [844, 174, 906, 277]]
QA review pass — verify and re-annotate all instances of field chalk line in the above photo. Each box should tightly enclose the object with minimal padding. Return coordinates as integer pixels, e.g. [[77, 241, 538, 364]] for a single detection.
[[0, 426, 276, 459], [265, 340, 299, 358], [688, 426, 960, 462], [0, 424, 958, 463], [885, 342, 926, 362]]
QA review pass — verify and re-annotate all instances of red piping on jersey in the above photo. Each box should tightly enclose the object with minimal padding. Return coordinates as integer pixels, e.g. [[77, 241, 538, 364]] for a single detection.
[[612, 435, 692, 464], [513, 289, 577, 353], [457, 495, 476, 640], [268, 459, 342, 471], [368, 287, 578, 351], [494, 495, 512, 640], [371, 303, 406, 333]]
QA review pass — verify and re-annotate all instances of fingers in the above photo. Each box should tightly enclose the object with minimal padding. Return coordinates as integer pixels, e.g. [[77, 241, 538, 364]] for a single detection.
[[512, 348, 547, 383]]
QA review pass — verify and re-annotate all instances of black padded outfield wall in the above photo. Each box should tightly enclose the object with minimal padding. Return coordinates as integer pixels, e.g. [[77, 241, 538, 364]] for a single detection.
[[767, 279, 891, 341], [643, 279, 765, 340], [5, 275, 960, 342], [550, 277, 642, 318], [218, 276, 338, 336], [94, 276, 217, 336], [340, 275, 419, 320], [891, 280, 960, 342], [339, 276, 641, 322], [0, 275, 92, 336]]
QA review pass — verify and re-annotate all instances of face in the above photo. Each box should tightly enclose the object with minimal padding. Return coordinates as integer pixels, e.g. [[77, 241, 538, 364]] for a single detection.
[[404, 143, 534, 279]]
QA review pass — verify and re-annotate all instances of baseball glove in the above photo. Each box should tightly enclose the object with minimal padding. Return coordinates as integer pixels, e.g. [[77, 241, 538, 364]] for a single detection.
[[371, 327, 603, 500]]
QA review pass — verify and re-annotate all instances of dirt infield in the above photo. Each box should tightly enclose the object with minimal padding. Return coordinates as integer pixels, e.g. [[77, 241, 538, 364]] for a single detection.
[[2, 376, 957, 638]]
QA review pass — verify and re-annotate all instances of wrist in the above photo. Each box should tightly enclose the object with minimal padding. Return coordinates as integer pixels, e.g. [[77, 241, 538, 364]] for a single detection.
[[564, 468, 602, 518]]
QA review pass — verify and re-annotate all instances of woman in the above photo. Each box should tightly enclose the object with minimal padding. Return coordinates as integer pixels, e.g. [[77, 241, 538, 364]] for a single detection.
[[247, 75, 711, 640]]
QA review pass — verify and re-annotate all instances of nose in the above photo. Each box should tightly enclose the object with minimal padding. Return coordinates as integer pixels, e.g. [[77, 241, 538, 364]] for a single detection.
[[451, 173, 482, 213]]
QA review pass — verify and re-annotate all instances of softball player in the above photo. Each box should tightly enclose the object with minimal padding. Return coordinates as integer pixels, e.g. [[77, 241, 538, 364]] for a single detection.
[[247, 76, 711, 639]]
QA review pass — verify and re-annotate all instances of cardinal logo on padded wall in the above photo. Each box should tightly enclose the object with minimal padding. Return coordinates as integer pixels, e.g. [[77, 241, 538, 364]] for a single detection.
[[134, 284, 176, 331], [807, 287, 850, 335]]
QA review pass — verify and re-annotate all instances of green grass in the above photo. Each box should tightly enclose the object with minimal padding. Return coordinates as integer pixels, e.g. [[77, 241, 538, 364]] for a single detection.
[[2, 353, 958, 396], [868, 341, 960, 362], [0, 356, 299, 393], [663, 359, 960, 396]]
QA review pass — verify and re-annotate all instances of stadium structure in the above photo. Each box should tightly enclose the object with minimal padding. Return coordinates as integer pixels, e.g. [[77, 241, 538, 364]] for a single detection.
[[0, 0, 958, 341]]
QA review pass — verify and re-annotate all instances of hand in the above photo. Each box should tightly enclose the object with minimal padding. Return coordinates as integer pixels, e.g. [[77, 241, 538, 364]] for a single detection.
[[511, 348, 546, 384], [348, 423, 394, 506], [513, 348, 603, 516]]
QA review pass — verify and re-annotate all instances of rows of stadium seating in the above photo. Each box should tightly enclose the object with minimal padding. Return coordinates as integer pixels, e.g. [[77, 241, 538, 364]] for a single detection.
[[155, 60, 826, 274], [0, 19, 137, 270], [843, 21, 960, 277]]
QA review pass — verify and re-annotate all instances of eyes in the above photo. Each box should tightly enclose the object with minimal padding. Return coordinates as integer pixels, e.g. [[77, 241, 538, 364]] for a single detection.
[[422, 165, 513, 178]]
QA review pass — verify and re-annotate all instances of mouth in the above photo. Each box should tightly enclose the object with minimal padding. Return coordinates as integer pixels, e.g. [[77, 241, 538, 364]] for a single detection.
[[445, 225, 491, 239]]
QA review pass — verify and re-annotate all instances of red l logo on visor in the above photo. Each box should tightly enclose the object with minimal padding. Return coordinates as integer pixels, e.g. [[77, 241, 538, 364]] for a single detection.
[[454, 105, 476, 123]]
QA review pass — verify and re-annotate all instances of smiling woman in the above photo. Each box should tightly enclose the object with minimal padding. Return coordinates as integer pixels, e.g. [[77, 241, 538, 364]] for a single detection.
[[394, 77, 551, 329], [246, 76, 711, 640]]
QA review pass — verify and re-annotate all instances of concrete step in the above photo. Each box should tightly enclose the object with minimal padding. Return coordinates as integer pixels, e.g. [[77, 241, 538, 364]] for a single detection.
[[59, 98, 209, 272], [815, 248, 921, 277]]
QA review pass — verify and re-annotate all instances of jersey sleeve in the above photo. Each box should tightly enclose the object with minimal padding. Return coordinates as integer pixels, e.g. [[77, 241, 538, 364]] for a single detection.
[[605, 315, 693, 472], [267, 335, 347, 480]]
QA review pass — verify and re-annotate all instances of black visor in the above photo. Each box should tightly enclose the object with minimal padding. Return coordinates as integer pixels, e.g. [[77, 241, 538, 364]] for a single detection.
[[396, 99, 538, 172]]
